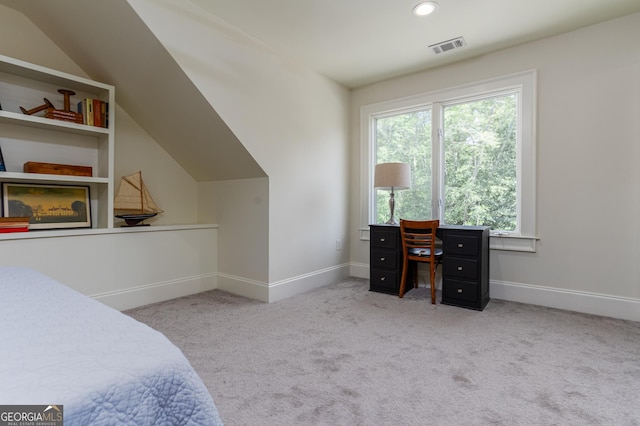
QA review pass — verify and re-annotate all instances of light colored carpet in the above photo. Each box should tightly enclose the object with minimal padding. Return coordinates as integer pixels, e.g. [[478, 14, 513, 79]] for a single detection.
[[125, 279, 640, 425]]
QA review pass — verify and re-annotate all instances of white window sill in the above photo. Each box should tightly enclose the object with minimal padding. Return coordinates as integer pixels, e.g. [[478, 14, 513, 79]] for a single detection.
[[489, 234, 537, 252]]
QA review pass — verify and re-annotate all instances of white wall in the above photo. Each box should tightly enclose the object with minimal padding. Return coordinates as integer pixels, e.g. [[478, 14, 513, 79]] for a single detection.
[[129, 0, 352, 301], [0, 5, 215, 309], [350, 13, 640, 321], [114, 106, 198, 226], [0, 227, 218, 310], [0, 5, 81, 77], [198, 177, 270, 301]]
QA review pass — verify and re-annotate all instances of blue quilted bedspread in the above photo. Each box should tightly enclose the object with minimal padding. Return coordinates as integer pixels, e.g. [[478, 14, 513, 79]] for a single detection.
[[0, 267, 223, 425]]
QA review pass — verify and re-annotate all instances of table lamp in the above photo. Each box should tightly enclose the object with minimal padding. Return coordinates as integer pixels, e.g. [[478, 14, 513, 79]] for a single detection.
[[374, 162, 411, 225]]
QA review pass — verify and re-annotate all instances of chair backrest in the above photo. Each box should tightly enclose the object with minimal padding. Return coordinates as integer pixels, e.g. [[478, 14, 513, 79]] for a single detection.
[[399, 219, 440, 261]]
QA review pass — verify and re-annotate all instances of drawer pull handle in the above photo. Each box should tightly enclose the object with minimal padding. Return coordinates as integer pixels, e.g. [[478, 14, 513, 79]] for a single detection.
[[380, 277, 386, 281], [457, 289, 463, 293], [457, 266, 463, 271], [380, 238, 386, 242], [380, 257, 385, 261], [457, 243, 464, 248]]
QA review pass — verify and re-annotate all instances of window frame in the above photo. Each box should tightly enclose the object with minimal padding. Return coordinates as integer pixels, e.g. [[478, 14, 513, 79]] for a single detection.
[[360, 70, 538, 252]]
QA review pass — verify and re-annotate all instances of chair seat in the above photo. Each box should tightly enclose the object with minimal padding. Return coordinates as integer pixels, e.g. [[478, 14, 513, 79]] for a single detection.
[[408, 247, 443, 257]]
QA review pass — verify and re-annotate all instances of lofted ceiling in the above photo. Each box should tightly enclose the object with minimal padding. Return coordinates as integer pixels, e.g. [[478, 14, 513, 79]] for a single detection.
[[188, 0, 640, 88]]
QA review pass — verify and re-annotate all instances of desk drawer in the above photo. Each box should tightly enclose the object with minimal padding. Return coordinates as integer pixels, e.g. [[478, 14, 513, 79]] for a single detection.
[[443, 257, 477, 280], [371, 249, 398, 269], [444, 234, 479, 256], [370, 228, 398, 249], [370, 268, 399, 292], [443, 279, 478, 303]]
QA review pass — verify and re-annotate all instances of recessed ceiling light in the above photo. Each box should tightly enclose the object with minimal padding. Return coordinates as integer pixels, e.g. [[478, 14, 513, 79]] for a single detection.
[[413, 1, 438, 17]]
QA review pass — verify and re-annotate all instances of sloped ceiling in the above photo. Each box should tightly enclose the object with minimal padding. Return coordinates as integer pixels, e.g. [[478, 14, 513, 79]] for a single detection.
[[0, 0, 265, 182]]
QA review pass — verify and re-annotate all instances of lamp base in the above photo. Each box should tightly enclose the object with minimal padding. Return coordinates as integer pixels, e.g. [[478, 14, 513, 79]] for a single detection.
[[385, 189, 399, 225]]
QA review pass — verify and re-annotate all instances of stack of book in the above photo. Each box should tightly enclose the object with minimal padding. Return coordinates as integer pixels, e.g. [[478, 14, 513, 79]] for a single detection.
[[77, 98, 108, 128], [44, 107, 84, 124], [0, 217, 30, 233]]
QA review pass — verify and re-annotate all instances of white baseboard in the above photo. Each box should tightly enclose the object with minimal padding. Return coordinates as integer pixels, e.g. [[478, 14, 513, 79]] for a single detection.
[[217, 273, 270, 302], [355, 262, 639, 322], [99, 264, 351, 310], [99, 264, 640, 323], [268, 264, 351, 303], [92, 274, 217, 311], [491, 280, 640, 322], [350, 262, 369, 279], [218, 264, 351, 303]]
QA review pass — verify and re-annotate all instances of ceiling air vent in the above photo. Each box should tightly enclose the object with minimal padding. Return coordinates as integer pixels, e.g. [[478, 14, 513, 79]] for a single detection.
[[429, 36, 466, 54]]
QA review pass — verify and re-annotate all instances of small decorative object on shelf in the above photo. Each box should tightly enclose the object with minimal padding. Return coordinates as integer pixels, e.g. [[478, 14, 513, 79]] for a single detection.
[[114, 171, 163, 226], [20, 97, 54, 115], [19, 89, 84, 123], [0, 145, 5, 172], [44, 89, 83, 124], [23, 161, 92, 177]]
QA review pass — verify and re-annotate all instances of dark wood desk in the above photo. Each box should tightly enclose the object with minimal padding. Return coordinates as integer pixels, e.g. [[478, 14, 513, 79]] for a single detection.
[[369, 224, 490, 310]]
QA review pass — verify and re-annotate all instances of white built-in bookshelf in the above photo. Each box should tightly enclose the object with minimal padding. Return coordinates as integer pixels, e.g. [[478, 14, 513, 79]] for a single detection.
[[0, 54, 115, 236]]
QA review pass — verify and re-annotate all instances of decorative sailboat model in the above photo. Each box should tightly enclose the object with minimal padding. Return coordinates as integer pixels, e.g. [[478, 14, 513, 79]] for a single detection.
[[114, 171, 163, 226]]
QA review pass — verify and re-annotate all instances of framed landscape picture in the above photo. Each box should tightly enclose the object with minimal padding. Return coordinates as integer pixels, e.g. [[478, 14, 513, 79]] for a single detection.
[[2, 183, 91, 230]]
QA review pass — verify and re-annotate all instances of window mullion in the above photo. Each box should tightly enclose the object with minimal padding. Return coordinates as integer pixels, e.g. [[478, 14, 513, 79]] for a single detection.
[[432, 102, 444, 222]]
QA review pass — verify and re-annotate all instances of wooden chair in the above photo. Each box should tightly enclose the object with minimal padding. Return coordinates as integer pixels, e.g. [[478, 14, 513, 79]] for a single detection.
[[398, 219, 443, 304]]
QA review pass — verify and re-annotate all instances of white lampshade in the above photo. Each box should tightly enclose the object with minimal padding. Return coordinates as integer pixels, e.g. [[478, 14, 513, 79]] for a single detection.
[[374, 163, 411, 190]]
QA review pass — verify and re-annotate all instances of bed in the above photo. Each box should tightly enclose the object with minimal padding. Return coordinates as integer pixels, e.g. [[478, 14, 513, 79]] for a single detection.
[[0, 267, 223, 425]]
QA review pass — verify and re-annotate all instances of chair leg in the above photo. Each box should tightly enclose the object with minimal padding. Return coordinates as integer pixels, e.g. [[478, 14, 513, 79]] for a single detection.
[[412, 263, 418, 289], [429, 264, 436, 304], [399, 259, 408, 298]]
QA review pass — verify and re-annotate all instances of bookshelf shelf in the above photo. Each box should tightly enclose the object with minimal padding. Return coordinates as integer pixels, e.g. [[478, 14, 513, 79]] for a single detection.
[[0, 110, 110, 136]]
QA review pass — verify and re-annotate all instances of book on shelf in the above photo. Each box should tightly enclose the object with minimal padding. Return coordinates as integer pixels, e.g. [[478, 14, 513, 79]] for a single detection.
[[44, 108, 84, 124], [0, 144, 5, 172], [93, 98, 102, 128], [0, 223, 30, 232], [0, 217, 30, 233], [77, 99, 93, 126], [76, 99, 82, 121], [0, 217, 30, 225], [77, 98, 108, 128], [0, 227, 29, 233]]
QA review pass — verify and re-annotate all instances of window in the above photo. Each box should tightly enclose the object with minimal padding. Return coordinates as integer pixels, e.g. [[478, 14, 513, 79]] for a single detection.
[[374, 108, 433, 223], [361, 71, 537, 252], [441, 93, 517, 230]]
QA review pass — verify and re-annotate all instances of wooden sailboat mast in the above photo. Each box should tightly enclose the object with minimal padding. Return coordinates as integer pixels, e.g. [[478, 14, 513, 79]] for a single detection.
[[138, 171, 144, 214]]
